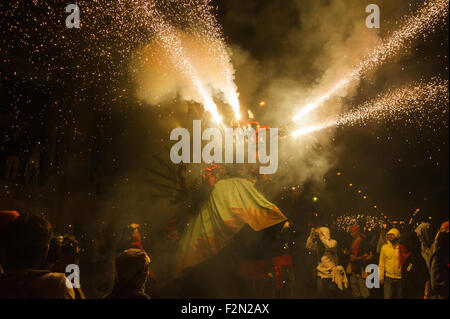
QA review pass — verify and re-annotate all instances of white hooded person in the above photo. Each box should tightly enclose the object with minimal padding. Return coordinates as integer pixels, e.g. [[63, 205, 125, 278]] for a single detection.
[[306, 226, 347, 298]]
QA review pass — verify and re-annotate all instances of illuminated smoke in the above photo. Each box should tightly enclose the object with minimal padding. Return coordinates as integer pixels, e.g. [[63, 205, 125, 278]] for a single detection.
[[292, 79, 449, 138], [129, 0, 239, 122], [177, 0, 242, 119], [292, 0, 449, 123], [131, 1, 222, 123]]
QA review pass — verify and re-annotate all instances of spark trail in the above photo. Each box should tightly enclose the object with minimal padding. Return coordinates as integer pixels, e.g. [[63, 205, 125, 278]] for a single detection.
[[134, 0, 222, 122], [292, 79, 449, 138], [292, 0, 449, 123], [174, 0, 241, 119]]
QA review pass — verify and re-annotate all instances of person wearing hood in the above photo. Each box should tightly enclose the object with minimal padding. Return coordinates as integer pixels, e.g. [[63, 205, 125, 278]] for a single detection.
[[429, 221, 449, 299], [415, 222, 435, 268], [105, 248, 151, 299], [414, 222, 435, 298], [306, 226, 347, 298], [398, 232, 429, 299], [379, 228, 402, 299]]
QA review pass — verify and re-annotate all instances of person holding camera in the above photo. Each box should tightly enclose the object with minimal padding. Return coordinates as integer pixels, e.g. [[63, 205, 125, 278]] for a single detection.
[[0, 214, 75, 299], [306, 226, 347, 298]]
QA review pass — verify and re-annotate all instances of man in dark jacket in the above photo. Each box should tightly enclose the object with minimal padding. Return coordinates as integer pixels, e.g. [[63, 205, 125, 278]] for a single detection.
[[0, 214, 75, 298], [398, 232, 429, 299], [344, 226, 373, 298], [429, 221, 449, 299]]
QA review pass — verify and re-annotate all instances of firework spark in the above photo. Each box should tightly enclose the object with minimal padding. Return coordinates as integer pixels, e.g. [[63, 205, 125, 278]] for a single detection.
[[292, 0, 449, 123], [0, 1, 238, 123], [176, 0, 241, 119], [130, 0, 240, 122], [292, 79, 449, 138], [336, 214, 388, 232], [132, 1, 222, 123]]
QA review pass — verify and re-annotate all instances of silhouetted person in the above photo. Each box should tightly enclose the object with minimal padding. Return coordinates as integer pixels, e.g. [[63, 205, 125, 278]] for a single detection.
[[398, 232, 429, 299], [415, 222, 435, 298], [105, 249, 151, 299], [430, 221, 449, 299], [47, 235, 85, 299], [0, 214, 75, 298]]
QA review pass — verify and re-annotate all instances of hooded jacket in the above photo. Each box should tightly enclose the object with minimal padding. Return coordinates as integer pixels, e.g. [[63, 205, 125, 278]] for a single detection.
[[429, 230, 449, 299], [379, 228, 401, 280], [306, 227, 339, 279], [414, 223, 435, 270]]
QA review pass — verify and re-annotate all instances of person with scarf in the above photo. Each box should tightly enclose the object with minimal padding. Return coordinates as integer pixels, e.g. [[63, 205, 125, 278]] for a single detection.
[[398, 232, 429, 299], [344, 225, 373, 298], [306, 226, 347, 298], [379, 228, 402, 299]]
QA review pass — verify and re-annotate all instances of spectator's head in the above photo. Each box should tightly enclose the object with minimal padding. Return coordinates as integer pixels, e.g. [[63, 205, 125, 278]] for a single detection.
[[435, 221, 449, 252], [114, 249, 150, 290], [349, 225, 365, 239], [414, 222, 434, 247], [386, 228, 400, 243], [2, 214, 53, 271], [47, 235, 80, 272], [399, 232, 421, 255]]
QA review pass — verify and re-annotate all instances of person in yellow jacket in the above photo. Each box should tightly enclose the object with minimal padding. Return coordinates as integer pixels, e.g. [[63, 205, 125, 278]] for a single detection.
[[379, 228, 402, 298]]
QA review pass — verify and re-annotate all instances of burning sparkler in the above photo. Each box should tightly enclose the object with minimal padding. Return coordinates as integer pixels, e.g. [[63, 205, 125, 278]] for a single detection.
[[177, 0, 242, 119], [139, 1, 223, 123], [292, 79, 449, 138]]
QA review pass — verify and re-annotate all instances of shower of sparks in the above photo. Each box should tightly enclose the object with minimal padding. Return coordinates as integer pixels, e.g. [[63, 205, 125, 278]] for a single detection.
[[291, 79, 449, 138], [131, 0, 241, 122], [336, 214, 388, 233], [176, 0, 242, 119], [129, 0, 222, 123], [0, 0, 239, 125], [129, 0, 238, 122], [292, 0, 449, 123]]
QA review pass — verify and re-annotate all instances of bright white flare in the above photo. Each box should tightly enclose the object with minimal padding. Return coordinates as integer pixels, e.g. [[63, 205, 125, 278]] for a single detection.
[[292, 79, 449, 138], [292, 0, 449, 123]]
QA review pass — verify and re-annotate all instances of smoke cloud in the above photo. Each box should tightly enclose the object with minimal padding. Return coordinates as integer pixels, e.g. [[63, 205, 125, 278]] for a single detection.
[[130, 28, 239, 117]]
